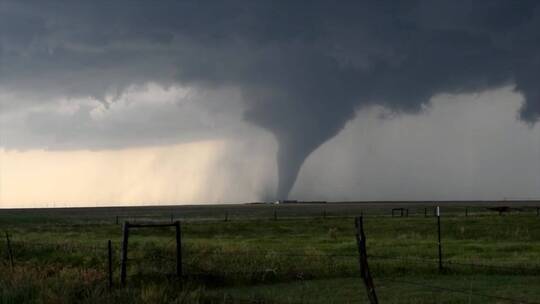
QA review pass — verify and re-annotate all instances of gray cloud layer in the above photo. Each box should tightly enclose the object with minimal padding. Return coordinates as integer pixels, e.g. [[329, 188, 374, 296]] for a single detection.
[[1, 1, 540, 199]]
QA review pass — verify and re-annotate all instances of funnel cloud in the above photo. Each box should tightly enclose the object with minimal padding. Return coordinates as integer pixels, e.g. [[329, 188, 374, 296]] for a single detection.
[[2, 1, 540, 200]]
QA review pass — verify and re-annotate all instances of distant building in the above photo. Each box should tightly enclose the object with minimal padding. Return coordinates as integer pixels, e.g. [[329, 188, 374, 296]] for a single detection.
[[274, 200, 298, 204]]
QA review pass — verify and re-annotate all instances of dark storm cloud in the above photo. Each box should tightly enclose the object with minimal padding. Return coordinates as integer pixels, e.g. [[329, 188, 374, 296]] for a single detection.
[[1, 0, 540, 198]]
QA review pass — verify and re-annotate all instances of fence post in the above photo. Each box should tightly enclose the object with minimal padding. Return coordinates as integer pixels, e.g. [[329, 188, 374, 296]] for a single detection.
[[354, 216, 378, 304], [120, 222, 130, 286], [175, 221, 182, 278], [224, 211, 229, 222], [437, 206, 443, 272], [465, 207, 468, 217], [274, 209, 278, 221], [5, 232, 14, 269], [108, 240, 113, 290]]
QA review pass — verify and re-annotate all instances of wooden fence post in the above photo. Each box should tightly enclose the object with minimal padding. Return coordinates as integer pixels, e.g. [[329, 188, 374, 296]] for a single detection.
[[120, 222, 130, 286], [108, 240, 113, 290], [119, 222, 182, 285], [5, 232, 14, 269], [175, 221, 182, 278], [354, 216, 378, 304], [437, 206, 443, 272]]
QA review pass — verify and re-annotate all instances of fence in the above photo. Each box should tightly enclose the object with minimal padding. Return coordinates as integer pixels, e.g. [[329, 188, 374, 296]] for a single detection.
[[3, 207, 540, 303], [109, 205, 540, 224], [353, 213, 540, 304]]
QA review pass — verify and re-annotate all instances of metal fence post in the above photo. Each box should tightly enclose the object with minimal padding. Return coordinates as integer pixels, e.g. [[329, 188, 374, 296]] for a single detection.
[[120, 222, 130, 286], [175, 221, 182, 278], [437, 206, 443, 272], [5, 232, 14, 269], [108, 240, 113, 290]]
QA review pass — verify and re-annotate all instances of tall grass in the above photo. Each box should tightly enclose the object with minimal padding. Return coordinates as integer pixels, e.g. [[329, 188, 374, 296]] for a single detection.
[[2, 209, 540, 303]]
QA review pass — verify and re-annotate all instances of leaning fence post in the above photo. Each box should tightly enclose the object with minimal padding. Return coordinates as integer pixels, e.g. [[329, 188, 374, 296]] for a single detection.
[[436, 206, 443, 272], [175, 221, 182, 278], [354, 216, 378, 304], [120, 222, 130, 286], [107, 240, 113, 290], [5, 232, 14, 269]]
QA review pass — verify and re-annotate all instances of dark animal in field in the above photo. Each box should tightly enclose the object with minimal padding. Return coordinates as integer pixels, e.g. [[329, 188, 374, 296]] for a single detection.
[[486, 207, 524, 215]]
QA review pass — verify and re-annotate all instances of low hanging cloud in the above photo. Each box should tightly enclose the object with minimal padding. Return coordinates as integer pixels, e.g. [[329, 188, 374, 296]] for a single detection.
[[1, 1, 540, 200], [294, 87, 540, 201], [0, 84, 247, 150]]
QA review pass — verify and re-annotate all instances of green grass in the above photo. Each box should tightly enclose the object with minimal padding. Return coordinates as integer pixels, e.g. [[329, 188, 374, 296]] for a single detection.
[[1, 205, 540, 303]]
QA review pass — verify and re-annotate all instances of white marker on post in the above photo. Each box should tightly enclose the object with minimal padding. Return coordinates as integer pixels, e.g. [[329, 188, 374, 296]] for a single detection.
[[436, 206, 440, 216]]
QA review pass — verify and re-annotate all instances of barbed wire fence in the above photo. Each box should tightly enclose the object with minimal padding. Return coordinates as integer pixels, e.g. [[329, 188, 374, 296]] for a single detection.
[[2, 209, 540, 303]]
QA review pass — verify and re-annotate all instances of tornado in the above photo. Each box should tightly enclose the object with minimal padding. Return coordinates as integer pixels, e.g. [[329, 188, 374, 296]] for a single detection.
[[243, 72, 359, 200]]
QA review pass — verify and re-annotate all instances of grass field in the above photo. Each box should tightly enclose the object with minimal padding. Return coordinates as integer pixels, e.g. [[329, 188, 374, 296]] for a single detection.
[[1, 203, 540, 303]]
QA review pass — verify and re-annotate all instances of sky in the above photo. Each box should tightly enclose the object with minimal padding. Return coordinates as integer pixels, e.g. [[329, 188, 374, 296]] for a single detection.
[[1, 1, 540, 207]]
